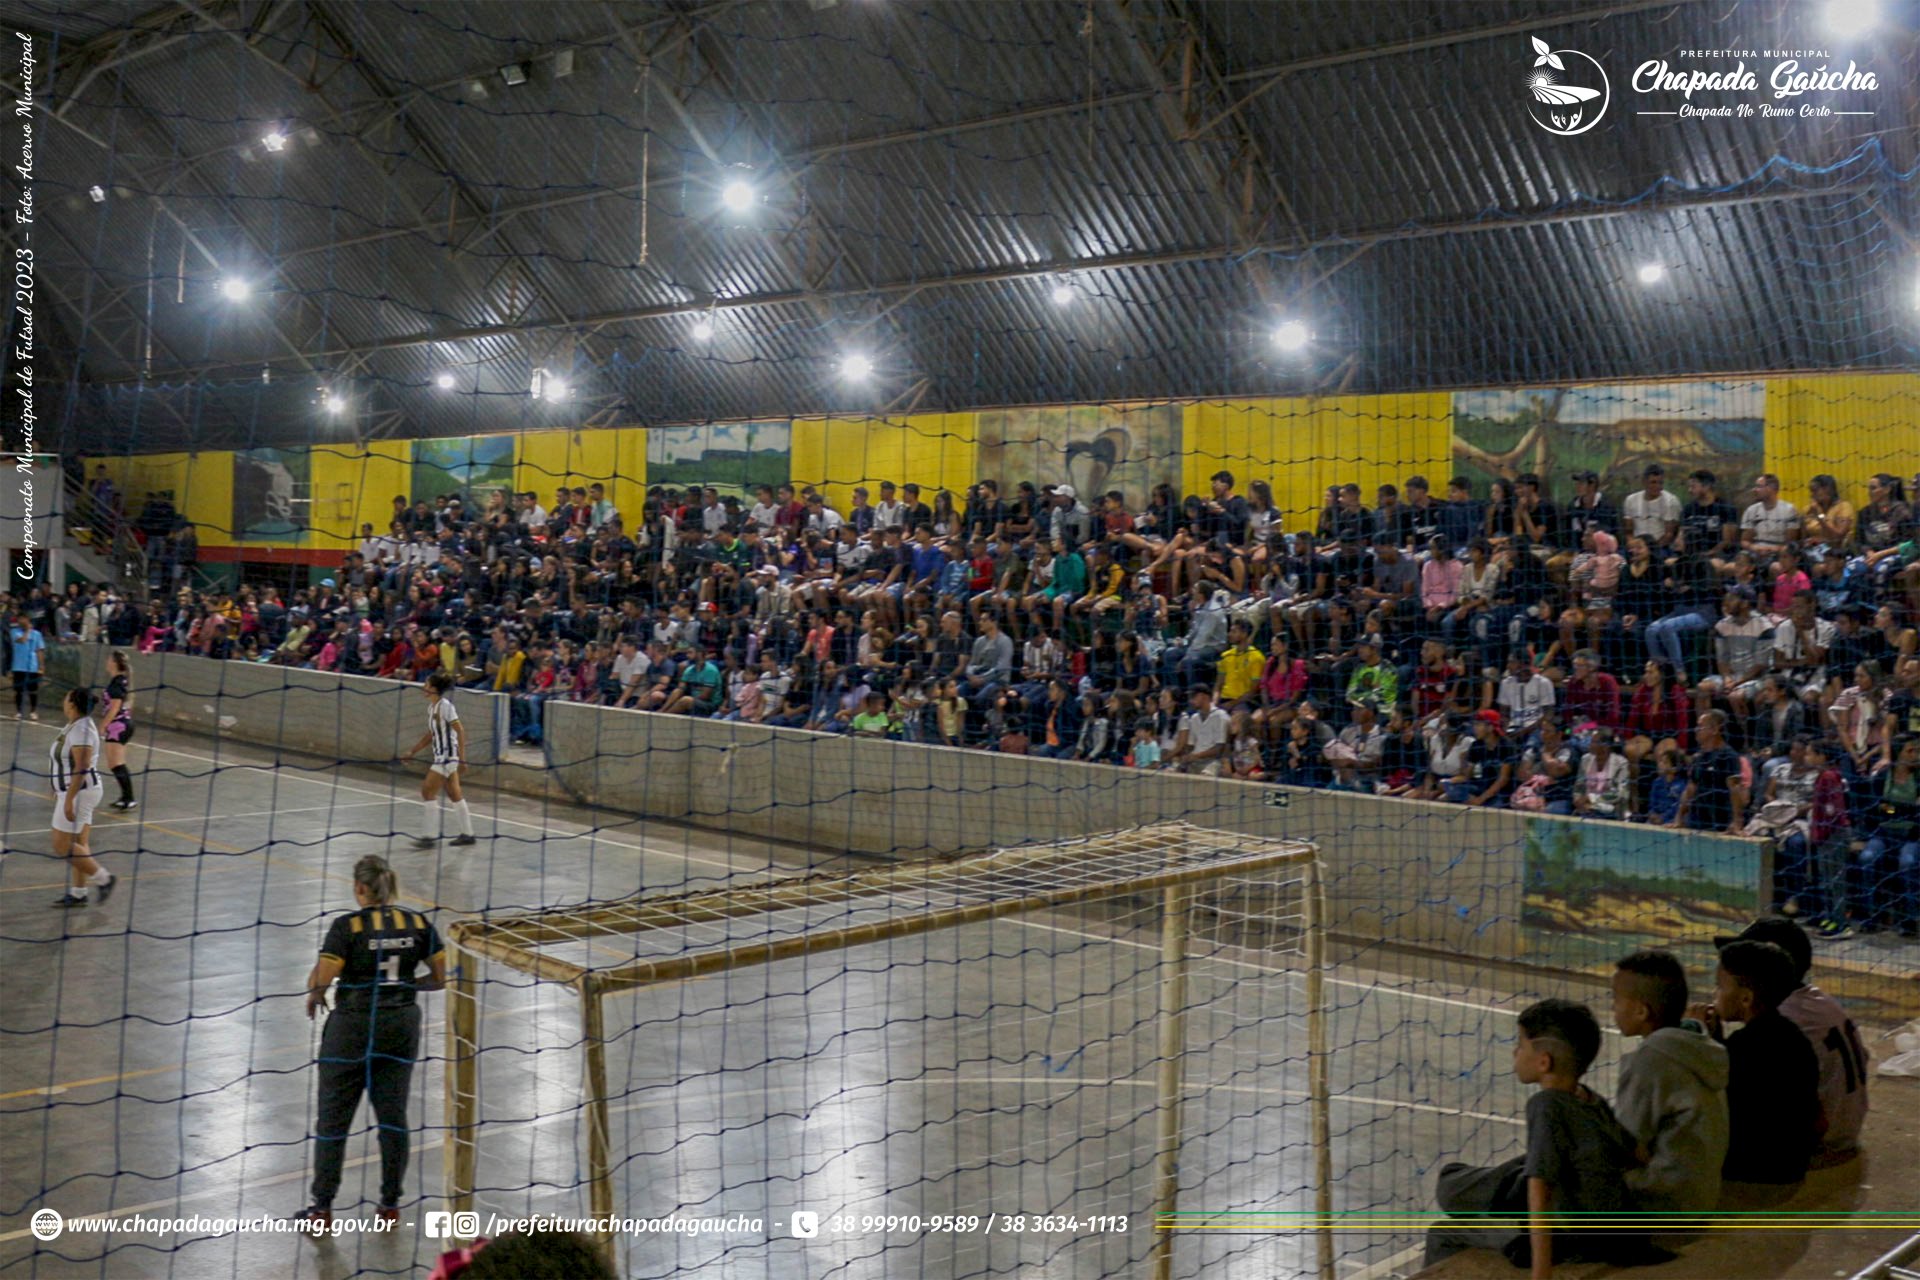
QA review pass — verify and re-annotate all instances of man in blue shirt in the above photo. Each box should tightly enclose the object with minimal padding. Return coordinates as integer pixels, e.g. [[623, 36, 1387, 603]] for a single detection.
[[10, 612, 46, 720]]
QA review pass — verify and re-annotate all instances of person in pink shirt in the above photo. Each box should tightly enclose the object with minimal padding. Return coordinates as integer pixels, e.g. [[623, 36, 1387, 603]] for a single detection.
[[1420, 538, 1463, 627], [1768, 545, 1811, 620]]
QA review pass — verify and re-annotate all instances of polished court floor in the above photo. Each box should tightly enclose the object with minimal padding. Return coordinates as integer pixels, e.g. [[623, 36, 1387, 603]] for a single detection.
[[0, 718, 1624, 1280]]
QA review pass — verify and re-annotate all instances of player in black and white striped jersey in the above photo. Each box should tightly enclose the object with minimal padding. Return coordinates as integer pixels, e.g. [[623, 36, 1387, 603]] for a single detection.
[[402, 671, 476, 847], [49, 687, 117, 907]]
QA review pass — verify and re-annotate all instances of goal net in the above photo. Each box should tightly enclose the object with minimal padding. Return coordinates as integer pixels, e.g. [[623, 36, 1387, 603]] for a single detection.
[[444, 822, 1328, 1280]]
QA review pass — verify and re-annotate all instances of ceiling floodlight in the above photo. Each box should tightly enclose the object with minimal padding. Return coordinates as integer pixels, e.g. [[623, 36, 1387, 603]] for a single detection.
[[1271, 319, 1310, 353], [840, 353, 872, 381], [262, 129, 289, 153], [220, 277, 252, 302], [1050, 278, 1075, 307], [721, 178, 756, 213], [500, 62, 529, 87], [88, 185, 106, 203], [435, 372, 456, 390], [1637, 262, 1666, 285], [692, 317, 714, 341], [323, 394, 346, 415]]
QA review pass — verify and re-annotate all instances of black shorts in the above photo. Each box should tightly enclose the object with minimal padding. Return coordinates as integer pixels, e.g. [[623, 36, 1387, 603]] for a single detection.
[[104, 717, 134, 745]]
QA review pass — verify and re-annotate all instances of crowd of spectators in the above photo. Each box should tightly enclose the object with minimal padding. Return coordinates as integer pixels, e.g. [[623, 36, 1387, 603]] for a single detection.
[[29, 461, 1920, 938]]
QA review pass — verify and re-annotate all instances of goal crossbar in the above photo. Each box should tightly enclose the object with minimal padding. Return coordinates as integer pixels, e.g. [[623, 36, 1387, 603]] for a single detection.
[[446, 820, 1317, 993]]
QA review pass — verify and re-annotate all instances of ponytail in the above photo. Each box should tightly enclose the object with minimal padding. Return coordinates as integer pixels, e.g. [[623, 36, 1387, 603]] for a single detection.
[[352, 855, 399, 905]]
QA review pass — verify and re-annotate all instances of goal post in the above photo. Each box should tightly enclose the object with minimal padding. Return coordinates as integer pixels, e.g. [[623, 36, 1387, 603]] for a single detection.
[[444, 822, 1329, 1277]]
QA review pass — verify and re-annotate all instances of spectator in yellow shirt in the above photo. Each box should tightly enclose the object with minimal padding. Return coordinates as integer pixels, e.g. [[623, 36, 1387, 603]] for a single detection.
[[1215, 621, 1265, 709]]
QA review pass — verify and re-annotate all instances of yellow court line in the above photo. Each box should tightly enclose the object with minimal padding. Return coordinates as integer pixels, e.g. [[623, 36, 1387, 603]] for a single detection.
[[0, 1064, 187, 1102]]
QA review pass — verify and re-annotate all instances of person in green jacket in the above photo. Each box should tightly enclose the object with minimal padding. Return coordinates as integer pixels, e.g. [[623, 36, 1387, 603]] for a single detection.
[[1034, 537, 1088, 633]]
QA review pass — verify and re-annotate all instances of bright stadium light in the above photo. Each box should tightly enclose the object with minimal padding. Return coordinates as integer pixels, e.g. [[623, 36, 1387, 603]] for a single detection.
[[1271, 319, 1310, 353], [1825, 0, 1878, 38], [323, 394, 346, 415], [692, 317, 714, 342], [1050, 277, 1075, 307], [220, 277, 252, 302], [1637, 262, 1666, 286], [721, 179, 756, 213], [261, 129, 289, 153], [435, 372, 456, 390], [840, 352, 872, 381]]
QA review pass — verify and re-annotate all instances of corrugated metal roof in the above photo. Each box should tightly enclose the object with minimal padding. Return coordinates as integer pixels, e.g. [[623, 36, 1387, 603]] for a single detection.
[[6, 0, 1913, 451]]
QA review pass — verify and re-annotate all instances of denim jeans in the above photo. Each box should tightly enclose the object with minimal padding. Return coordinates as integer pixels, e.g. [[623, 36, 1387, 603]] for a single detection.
[[1646, 607, 1713, 671], [1858, 837, 1919, 926]]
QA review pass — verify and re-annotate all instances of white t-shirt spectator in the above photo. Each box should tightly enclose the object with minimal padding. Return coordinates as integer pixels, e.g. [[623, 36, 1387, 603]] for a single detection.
[[1180, 707, 1231, 757], [1741, 499, 1799, 549], [747, 501, 779, 531], [702, 503, 729, 536], [612, 649, 649, 693], [1772, 616, 1833, 669], [1623, 489, 1683, 542], [872, 500, 906, 531], [519, 503, 548, 529], [1496, 673, 1557, 733], [807, 507, 845, 535]]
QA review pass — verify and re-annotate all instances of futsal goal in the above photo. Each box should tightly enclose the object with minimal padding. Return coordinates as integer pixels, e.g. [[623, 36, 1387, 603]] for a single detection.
[[444, 821, 1329, 1280]]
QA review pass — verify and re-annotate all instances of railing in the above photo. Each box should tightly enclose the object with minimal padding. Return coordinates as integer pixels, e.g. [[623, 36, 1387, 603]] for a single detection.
[[60, 472, 150, 600]]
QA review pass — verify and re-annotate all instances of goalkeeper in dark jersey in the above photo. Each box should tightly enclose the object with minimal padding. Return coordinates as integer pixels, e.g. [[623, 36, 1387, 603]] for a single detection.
[[291, 855, 445, 1233]]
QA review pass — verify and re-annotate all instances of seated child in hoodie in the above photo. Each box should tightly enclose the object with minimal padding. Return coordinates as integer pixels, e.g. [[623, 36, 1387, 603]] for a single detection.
[[1610, 951, 1729, 1218]]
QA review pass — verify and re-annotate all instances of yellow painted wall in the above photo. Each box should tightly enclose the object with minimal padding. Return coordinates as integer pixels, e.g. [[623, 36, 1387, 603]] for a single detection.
[[1184, 393, 1453, 529], [310, 443, 411, 549], [1765, 373, 1920, 500], [96, 450, 235, 539], [511, 427, 647, 526], [792, 413, 980, 512]]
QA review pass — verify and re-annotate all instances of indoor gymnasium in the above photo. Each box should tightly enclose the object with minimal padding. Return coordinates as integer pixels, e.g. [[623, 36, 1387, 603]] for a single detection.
[[1, 3, 1917, 1280]]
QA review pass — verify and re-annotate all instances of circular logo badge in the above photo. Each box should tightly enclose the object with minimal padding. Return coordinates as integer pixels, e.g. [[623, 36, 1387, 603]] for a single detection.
[[1526, 36, 1610, 135], [30, 1209, 63, 1242]]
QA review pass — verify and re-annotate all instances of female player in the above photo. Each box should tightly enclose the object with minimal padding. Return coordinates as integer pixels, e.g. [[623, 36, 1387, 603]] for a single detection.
[[293, 855, 443, 1230], [102, 650, 138, 811], [50, 687, 115, 907], [404, 671, 475, 847]]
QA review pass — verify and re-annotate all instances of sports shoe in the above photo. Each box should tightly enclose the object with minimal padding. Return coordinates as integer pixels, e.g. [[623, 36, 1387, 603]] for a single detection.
[[376, 1205, 400, 1226], [450, 834, 477, 847], [28, 712, 38, 721], [110, 799, 138, 811], [1814, 918, 1854, 940], [94, 873, 116, 903], [50, 891, 89, 909], [412, 836, 439, 849], [289, 1206, 332, 1235]]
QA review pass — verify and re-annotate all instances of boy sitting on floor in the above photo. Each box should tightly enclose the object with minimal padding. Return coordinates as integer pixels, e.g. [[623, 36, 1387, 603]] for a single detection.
[[1692, 939, 1821, 1185], [1426, 999, 1648, 1278], [1610, 950, 1729, 1220]]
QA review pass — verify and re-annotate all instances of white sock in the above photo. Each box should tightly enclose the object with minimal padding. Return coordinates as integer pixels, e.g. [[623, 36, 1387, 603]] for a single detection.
[[88, 869, 110, 886], [422, 800, 442, 839], [452, 798, 473, 837], [67, 885, 87, 898]]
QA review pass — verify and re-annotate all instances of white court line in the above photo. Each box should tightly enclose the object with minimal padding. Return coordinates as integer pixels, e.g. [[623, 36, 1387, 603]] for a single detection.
[[0, 800, 391, 839], [74, 731, 764, 875], [0, 1074, 1515, 1244]]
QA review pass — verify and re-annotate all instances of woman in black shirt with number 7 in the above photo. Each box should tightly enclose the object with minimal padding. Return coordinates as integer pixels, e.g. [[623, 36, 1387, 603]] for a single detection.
[[291, 856, 444, 1234]]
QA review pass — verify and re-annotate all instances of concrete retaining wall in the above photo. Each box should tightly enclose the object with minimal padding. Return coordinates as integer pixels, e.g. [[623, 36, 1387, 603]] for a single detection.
[[50, 645, 508, 767], [48, 646, 1776, 972]]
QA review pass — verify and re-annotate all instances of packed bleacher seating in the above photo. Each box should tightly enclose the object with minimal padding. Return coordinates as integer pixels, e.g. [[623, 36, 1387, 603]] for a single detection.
[[30, 464, 1920, 938]]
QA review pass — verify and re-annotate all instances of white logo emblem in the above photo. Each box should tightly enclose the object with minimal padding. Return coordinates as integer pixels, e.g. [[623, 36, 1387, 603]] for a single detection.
[[30, 1208, 63, 1242], [790, 1210, 819, 1238], [1527, 36, 1610, 135]]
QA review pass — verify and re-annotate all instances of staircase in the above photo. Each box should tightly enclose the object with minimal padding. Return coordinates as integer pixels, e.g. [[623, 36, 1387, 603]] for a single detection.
[[59, 473, 150, 600]]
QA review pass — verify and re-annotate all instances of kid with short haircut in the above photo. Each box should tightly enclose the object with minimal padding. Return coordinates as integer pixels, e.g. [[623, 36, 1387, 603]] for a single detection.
[[1426, 999, 1644, 1277], [1610, 951, 1729, 1215], [1696, 940, 1821, 1184]]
